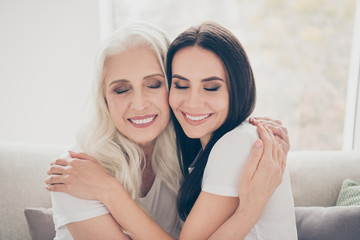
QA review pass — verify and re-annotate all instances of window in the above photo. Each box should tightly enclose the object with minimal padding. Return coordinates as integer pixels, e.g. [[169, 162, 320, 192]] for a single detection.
[[102, 0, 359, 150]]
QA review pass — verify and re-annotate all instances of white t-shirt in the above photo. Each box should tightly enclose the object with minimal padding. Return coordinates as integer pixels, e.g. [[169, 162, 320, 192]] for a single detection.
[[52, 154, 181, 239], [202, 122, 298, 240]]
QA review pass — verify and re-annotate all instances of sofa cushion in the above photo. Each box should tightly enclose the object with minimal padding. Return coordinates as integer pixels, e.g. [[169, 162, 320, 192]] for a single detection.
[[295, 206, 360, 240], [336, 179, 360, 206], [24, 208, 55, 240]]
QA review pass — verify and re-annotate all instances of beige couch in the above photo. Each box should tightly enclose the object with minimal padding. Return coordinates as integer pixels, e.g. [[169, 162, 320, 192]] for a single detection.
[[1, 141, 360, 240]]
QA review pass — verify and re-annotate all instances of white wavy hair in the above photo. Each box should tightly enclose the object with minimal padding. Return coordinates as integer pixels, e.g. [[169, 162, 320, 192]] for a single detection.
[[77, 22, 182, 204]]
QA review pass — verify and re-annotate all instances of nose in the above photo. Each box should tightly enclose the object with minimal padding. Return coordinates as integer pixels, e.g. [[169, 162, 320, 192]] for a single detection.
[[131, 90, 149, 112], [186, 88, 202, 108]]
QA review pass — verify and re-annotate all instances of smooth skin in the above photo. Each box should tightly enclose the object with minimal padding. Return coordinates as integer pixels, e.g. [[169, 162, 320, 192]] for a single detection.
[[47, 123, 285, 240], [170, 47, 229, 147], [168, 46, 283, 239], [46, 46, 289, 239]]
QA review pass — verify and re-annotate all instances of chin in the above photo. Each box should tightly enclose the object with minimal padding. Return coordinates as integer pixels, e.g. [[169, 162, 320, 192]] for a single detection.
[[131, 135, 158, 146], [183, 130, 201, 139]]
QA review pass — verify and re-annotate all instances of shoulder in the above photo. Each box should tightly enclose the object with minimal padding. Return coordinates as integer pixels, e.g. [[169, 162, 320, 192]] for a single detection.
[[202, 122, 259, 197], [212, 121, 258, 154], [222, 121, 258, 141]]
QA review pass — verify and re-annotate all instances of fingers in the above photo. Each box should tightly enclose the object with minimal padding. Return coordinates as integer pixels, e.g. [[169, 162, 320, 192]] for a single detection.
[[50, 158, 69, 166], [263, 124, 284, 169], [47, 165, 67, 175], [276, 137, 287, 173], [45, 174, 68, 185], [251, 118, 287, 135], [263, 124, 279, 163], [69, 151, 95, 161], [256, 123, 273, 161], [256, 123, 284, 176], [267, 124, 290, 154], [250, 117, 290, 154], [242, 139, 264, 180], [275, 135, 290, 156], [250, 117, 282, 126], [266, 124, 288, 140], [45, 183, 67, 192]]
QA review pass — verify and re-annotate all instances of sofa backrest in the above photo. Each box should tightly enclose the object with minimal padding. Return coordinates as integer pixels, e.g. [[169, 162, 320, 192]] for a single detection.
[[1, 141, 360, 240], [0, 142, 68, 240], [288, 151, 360, 207]]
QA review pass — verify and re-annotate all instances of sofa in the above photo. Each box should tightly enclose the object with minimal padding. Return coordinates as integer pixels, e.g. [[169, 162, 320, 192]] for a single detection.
[[1, 141, 360, 240]]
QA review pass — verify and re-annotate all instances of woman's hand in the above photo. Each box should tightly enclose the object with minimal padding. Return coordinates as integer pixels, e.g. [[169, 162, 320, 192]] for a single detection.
[[236, 122, 286, 222], [249, 117, 290, 155], [45, 152, 116, 201]]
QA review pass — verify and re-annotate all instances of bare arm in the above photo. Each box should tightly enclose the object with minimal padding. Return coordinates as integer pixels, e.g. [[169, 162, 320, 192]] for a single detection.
[[65, 214, 130, 240], [46, 122, 287, 239], [47, 153, 173, 240]]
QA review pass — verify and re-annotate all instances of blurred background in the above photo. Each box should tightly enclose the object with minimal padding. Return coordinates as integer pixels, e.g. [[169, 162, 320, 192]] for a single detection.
[[0, 0, 359, 151]]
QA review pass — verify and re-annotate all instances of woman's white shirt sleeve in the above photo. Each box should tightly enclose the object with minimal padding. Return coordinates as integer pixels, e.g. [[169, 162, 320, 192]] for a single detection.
[[51, 151, 109, 240], [202, 122, 298, 240]]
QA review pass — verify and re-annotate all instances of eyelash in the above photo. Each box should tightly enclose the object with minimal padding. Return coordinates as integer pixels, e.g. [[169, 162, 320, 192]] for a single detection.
[[174, 83, 188, 89], [147, 82, 162, 89], [114, 88, 129, 94], [113, 82, 162, 94], [204, 86, 220, 91], [174, 83, 220, 91]]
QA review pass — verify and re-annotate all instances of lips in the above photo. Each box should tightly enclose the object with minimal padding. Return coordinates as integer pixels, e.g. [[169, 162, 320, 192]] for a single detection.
[[182, 112, 212, 125], [128, 114, 157, 128]]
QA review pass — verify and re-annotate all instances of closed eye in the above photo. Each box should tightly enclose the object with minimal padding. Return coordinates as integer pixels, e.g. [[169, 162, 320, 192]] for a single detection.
[[204, 86, 220, 91], [147, 82, 162, 89], [114, 88, 130, 94], [173, 83, 189, 89]]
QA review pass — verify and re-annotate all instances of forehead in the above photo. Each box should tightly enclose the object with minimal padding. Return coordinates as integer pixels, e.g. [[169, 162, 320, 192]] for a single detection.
[[172, 46, 227, 80], [103, 47, 163, 83]]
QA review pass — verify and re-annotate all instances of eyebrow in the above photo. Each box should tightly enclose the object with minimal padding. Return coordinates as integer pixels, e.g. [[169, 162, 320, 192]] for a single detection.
[[144, 73, 164, 80], [109, 73, 164, 87], [172, 74, 225, 82]]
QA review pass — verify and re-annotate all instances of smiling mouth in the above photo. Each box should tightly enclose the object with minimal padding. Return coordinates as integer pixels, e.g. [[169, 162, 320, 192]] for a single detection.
[[185, 113, 211, 121], [128, 115, 157, 126]]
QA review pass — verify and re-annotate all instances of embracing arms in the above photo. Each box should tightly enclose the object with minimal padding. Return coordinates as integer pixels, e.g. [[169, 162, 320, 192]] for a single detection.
[[46, 118, 289, 239]]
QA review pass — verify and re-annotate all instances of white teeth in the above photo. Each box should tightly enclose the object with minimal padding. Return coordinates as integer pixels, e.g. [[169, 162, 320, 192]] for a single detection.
[[185, 113, 210, 121], [130, 116, 155, 125]]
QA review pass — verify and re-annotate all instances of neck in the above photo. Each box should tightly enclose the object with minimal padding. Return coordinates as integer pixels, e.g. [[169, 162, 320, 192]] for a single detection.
[[200, 136, 211, 149], [139, 140, 155, 172], [139, 141, 156, 197]]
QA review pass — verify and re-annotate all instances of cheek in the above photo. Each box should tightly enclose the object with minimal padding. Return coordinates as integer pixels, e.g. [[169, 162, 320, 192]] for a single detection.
[[169, 90, 180, 110], [213, 93, 229, 114], [107, 96, 127, 121], [156, 89, 170, 116]]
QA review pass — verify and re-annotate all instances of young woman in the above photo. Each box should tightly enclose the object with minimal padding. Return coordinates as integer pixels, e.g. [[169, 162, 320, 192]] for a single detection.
[[166, 21, 297, 239], [46, 22, 291, 240]]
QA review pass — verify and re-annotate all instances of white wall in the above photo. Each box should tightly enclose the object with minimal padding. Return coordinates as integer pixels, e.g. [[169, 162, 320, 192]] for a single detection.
[[0, 0, 101, 145]]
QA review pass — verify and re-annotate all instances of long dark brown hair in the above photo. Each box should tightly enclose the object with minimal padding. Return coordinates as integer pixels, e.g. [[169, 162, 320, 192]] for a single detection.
[[166, 22, 256, 221]]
